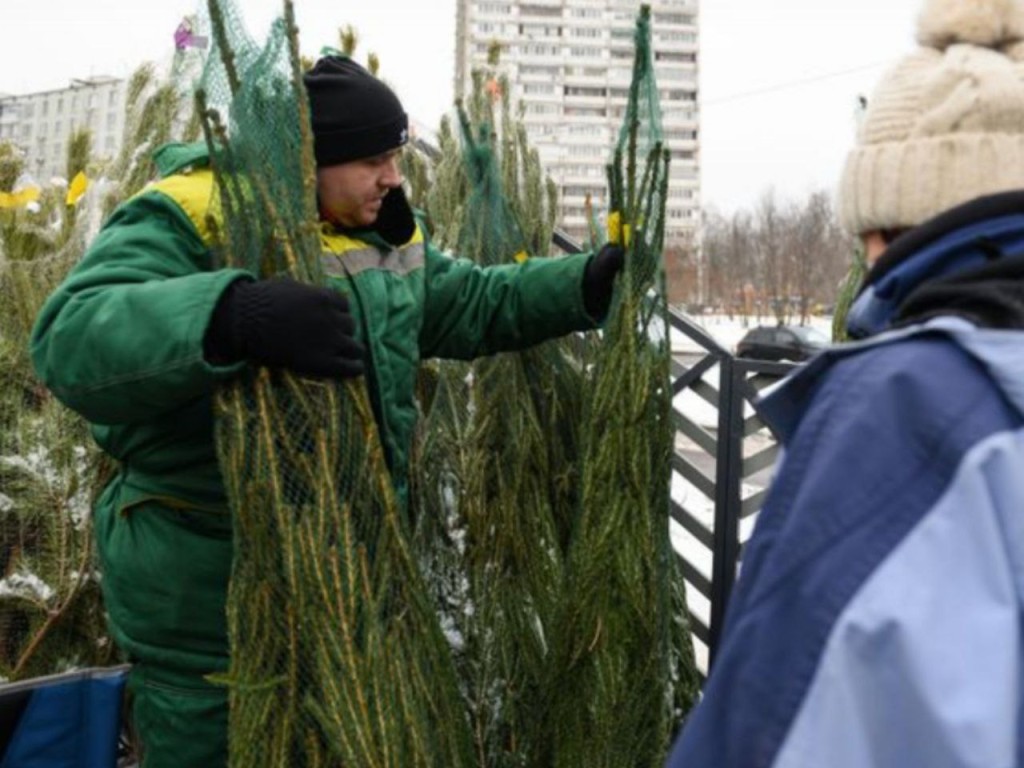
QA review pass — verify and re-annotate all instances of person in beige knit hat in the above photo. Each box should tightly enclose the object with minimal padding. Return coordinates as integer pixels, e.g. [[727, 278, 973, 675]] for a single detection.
[[666, 2, 1024, 766]]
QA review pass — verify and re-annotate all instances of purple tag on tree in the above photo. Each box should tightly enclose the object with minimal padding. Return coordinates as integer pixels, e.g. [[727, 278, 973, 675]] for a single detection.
[[174, 18, 209, 51]]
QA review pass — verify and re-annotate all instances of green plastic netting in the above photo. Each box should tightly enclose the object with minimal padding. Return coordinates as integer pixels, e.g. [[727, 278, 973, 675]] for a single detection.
[[199, 1, 471, 764], [411, 6, 697, 765]]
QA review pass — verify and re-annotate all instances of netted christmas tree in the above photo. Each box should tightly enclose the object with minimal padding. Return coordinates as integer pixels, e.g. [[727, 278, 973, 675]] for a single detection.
[[414, 100, 586, 767], [551, 8, 689, 761], [197, 1, 472, 764], [412, 7, 698, 765]]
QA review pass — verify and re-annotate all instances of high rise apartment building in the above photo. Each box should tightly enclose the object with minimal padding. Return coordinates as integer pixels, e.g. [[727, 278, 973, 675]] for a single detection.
[[0, 77, 127, 182], [455, 0, 699, 253]]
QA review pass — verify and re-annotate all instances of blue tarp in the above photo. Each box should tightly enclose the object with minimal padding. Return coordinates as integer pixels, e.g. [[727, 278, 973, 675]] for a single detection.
[[0, 666, 129, 768]]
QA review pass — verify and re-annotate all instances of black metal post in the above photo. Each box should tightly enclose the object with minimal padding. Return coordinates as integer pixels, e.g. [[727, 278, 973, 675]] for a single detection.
[[708, 357, 744, 671]]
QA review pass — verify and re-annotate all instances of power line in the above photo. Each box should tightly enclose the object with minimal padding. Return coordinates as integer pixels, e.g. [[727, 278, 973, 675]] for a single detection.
[[702, 60, 894, 107]]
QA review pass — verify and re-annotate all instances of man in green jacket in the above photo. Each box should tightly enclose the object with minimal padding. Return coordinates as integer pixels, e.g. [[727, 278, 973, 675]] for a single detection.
[[30, 56, 623, 767]]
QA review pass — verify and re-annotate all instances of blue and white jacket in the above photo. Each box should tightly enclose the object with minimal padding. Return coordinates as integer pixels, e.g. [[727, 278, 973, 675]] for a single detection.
[[667, 191, 1024, 768]]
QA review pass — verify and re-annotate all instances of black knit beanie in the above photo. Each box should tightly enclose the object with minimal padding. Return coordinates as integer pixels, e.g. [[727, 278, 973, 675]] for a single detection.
[[303, 55, 409, 167]]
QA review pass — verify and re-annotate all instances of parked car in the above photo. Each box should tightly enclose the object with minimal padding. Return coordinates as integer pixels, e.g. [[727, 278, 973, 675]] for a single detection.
[[735, 324, 829, 362]]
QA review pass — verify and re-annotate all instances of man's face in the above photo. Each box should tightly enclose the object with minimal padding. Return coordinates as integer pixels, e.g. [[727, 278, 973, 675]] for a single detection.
[[317, 149, 403, 228]]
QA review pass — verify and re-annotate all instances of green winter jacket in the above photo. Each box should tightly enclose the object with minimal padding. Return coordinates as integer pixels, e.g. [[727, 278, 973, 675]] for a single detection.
[[31, 147, 598, 513]]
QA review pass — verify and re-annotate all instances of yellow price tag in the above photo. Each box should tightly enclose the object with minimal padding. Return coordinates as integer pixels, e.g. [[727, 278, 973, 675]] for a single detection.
[[0, 186, 41, 209], [66, 171, 89, 206], [606, 211, 632, 247], [607, 211, 622, 246]]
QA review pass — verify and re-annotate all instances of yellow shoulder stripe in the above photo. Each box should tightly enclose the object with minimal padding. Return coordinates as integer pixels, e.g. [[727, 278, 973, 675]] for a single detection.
[[138, 169, 220, 246]]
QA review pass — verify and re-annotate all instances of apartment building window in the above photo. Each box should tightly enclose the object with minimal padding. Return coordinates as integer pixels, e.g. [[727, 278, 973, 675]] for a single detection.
[[520, 64, 560, 77], [54, 120, 62, 135], [569, 123, 603, 136], [564, 106, 606, 117], [22, 103, 33, 118], [108, 90, 118, 106], [610, 27, 632, 40], [559, 163, 599, 176], [567, 144, 603, 156], [568, 46, 601, 58], [666, 129, 698, 141], [56, 97, 64, 114], [570, 7, 601, 17], [565, 86, 606, 98], [520, 23, 561, 37], [671, 149, 696, 160], [657, 31, 697, 43], [107, 111, 118, 130], [562, 184, 607, 198], [526, 103, 559, 115], [521, 43, 561, 56], [656, 51, 696, 63], [523, 83, 555, 94], [668, 207, 694, 220], [477, 2, 510, 13], [664, 108, 698, 122], [571, 27, 602, 38], [610, 48, 633, 59], [520, 4, 562, 17], [658, 68, 692, 81], [654, 13, 695, 25], [664, 89, 697, 101], [670, 188, 697, 200], [475, 22, 501, 34], [41, 101, 48, 116]]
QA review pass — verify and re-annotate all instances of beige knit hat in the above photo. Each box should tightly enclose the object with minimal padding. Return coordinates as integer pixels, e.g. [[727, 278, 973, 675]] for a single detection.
[[838, 0, 1024, 234]]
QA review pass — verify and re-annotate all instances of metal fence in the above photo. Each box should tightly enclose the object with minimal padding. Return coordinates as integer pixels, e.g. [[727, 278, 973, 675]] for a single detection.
[[666, 308, 795, 674]]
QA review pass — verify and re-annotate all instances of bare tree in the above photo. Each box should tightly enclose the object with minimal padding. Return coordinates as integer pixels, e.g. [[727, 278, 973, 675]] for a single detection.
[[697, 188, 856, 325]]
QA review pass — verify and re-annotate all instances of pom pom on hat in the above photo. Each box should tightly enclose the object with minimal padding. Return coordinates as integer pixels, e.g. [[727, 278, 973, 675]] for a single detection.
[[917, 0, 1024, 50]]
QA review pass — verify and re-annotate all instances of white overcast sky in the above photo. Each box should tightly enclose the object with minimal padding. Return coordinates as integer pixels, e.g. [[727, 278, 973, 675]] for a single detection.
[[1, 0, 921, 212]]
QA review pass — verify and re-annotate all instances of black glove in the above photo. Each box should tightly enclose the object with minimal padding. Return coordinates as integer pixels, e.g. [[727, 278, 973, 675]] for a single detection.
[[583, 243, 625, 318], [204, 278, 365, 379]]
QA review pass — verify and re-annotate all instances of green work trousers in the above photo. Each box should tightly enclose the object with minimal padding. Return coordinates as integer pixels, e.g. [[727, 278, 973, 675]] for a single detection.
[[94, 479, 233, 767]]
